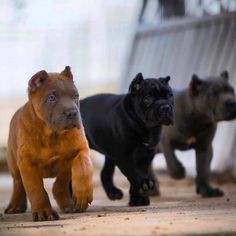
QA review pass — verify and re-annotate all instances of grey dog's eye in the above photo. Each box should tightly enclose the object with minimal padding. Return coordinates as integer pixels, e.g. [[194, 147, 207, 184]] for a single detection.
[[47, 94, 57, 102]]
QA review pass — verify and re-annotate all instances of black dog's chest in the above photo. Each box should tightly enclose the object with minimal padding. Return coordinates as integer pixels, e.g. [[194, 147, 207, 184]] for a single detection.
[[141, 131, 161, 149]]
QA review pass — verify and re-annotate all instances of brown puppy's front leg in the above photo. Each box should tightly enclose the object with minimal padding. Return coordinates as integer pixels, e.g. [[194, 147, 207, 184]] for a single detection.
[[53, 169, 75, 213], [72, 145, 93, 212], [19, 160, 59, 221]]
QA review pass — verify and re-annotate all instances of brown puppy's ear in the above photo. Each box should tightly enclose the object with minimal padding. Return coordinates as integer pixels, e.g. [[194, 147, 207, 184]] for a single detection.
[[129, 72, 144, 94], [28, 70, 48, 93], [61, 66, 73, 80], [189, 74, 203, 97], [220, 70, 229, 81]]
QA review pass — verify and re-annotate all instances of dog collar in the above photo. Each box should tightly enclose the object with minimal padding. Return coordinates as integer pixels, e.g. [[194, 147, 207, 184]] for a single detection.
[[186, 136, 196, 145]]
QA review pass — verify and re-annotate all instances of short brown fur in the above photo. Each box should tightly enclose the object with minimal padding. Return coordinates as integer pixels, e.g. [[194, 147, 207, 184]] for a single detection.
[[5, 67, 93, 221]]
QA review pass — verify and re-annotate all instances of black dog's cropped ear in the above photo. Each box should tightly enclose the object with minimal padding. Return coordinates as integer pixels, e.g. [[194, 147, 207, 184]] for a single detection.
[[220, 70, 229, 81], [189, 74, 203, 97], [28, 70, 48, 93], [61, 66, 73, 80], [160, 76, 171, 84], [129, 73, 144, 94]]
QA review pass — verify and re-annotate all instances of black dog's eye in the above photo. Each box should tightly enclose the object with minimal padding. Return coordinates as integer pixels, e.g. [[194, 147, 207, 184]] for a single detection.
[[47, 94, 57, 103], [143, 95, 154, 105]]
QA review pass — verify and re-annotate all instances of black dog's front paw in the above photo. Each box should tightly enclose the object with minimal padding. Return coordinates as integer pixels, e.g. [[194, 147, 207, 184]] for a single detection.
[[106, 187, 124, 200], [129, 195, 150, 206], [169, 163, 186, 179], [196, 185, 224, 197], [150, 181, 161, 196], [139, 179, 155, 197]]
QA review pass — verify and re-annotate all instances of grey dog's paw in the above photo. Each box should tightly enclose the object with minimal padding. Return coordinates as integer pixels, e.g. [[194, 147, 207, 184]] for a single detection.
[[197, 185, 224, 197], [169, 163, 186, 179]]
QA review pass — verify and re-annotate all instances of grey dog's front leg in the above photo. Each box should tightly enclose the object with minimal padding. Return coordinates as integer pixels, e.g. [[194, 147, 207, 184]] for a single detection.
[[195, 145, 224, 197], [160, 140, 185, 179]]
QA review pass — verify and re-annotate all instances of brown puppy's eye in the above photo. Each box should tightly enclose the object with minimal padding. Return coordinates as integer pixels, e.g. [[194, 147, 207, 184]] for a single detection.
[[73, 94, 79, 100], [47, 94, 57, 103]]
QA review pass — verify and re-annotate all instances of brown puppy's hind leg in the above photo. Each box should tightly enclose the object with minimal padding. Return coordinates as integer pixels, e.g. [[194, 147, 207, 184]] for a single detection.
[[53, 170, 75, 213], [5, 177, 27, 214]]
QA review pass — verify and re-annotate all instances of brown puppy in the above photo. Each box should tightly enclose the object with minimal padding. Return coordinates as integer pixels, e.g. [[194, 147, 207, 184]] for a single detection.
[[5, 66, 93, 221]]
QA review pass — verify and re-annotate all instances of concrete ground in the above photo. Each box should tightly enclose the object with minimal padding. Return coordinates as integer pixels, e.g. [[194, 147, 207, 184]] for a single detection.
[[0, 170, 236, 236]]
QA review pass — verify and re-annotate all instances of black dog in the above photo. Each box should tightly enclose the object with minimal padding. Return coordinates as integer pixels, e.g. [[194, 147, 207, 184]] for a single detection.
[[156, 71, 236, 197], [80, 73, 174, 206]]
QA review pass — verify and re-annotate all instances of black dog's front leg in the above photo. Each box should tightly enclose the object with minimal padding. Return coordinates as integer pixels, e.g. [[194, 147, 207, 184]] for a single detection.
[[116, 156, 155, 206], [195, 145, 224, 197]]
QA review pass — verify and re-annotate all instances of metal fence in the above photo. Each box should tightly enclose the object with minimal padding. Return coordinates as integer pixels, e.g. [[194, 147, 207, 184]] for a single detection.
[[122, 11, 236, 172]]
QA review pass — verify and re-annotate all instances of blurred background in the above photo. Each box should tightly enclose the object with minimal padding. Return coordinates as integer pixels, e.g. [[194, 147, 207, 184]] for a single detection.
[[0, 0, 236, 176]]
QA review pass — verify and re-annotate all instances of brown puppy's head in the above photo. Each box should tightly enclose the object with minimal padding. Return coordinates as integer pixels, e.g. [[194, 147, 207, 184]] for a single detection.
[[189, 71, 236, 121], [28, 66, 81, 131]]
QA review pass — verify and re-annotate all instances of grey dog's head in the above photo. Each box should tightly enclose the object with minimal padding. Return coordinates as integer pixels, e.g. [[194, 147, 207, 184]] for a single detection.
[[28, 66, 81, 131], [189, 71, 236, 121], [128, 73, 174, 128]]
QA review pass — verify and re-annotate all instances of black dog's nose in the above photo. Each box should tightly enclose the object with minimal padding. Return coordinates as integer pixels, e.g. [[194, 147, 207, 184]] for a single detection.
[[160, 105, 171, 113], [226, 100, 236, 110], [64, 108, 78, 119]]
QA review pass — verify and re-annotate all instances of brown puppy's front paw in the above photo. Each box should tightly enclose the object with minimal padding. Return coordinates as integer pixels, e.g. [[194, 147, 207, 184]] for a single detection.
[[73, 186, 93, 212], [73, 196, 92, 212], [169, 164, 186, 179], [32, 208, 59, 221], [5, 203, 27, 214]]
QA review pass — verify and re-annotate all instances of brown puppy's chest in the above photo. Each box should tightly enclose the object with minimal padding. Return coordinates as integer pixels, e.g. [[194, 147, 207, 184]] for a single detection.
[[23, 130, 81, 178]]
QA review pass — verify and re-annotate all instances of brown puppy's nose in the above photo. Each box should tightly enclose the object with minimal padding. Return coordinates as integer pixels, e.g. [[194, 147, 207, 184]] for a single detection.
[[64, 108, 78, 119]]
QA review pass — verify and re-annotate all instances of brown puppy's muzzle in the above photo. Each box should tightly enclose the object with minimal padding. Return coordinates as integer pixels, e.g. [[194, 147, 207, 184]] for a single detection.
[[63, 108, 81, 129]]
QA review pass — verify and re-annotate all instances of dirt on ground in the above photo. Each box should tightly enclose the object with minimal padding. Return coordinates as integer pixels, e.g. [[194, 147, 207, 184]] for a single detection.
[[0, 170, 236, 236]]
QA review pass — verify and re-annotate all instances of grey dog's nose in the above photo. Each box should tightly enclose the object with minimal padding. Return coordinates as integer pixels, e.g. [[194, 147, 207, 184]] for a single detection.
[[226, 100, 236, 110], [160, 105, 171, 113], [64, 108, 78, 119]]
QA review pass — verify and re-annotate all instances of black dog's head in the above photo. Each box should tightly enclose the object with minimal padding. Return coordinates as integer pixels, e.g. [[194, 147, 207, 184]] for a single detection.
[[189, 71, 236, 121], [128, 73, 174, 128]]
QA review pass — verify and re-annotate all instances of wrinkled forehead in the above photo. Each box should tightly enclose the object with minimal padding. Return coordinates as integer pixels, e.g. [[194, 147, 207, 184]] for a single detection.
[[35, 73, 78, 97], [206, 77, 234, 92], [141, 79, 171, 93]]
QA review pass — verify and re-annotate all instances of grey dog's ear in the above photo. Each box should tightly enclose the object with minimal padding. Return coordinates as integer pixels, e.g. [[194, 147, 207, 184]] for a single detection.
[[28, 70, 48, 93], [220, 70, 229, 81], [129, 73, 144, 94], [189, 74, 204, 97], [61, 66, 73, 80], [160, 76, 170, 84]]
